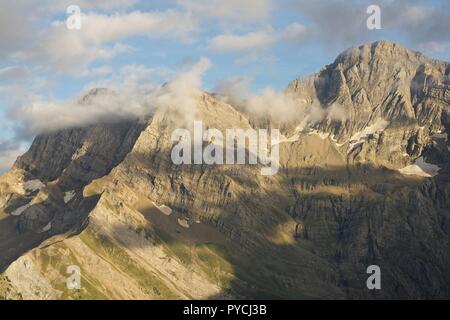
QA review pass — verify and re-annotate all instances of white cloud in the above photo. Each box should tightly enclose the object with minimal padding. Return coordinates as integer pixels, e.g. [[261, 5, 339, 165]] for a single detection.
[[16, 90, 150, 133], [326, 103, 347, 122], [214, 77, 347, 125], [0, 2, 199, 74], [209, 23, 306, 52], [210, 30, 276, 52], [213, 76, 252, 102], [280, 23, 307, 42], [214, 77, 307, 122], [64, 11, 197, 43], [151, 57, 212, 125], [86, 64, 172, 91], [55, 0, 138, 9], [13, 58, 212, 133], [31, 11, 198, 74], [245, 87, 305, 123], [89, 66, 113, 76], [177, 0, 272, 21], [243, 89, 345, 125]]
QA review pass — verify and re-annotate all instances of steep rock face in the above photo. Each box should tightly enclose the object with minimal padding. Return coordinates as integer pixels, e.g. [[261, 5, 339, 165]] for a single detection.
[[0, 41, 449, 299], [287, 40, 449, 169], [15, 120, 146, 190], [73, 96, 347, 299], [0, 89, 147, 272]]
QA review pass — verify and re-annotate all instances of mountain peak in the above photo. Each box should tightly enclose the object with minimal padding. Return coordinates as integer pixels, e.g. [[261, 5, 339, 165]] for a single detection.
[[78, 88, 114, 105], [1, 40, 449, 301], [334, 40, 428, 67]]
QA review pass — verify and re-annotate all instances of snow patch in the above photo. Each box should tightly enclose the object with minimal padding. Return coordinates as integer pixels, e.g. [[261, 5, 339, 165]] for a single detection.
[[64, 191, 76, 203], [24, 179, 45, 192], [11, 204, 30, 216], [294, 115, 310, 133], [331, 135, 348, 147], [177, 218, 190, 228], [152, 202, 172, 216], [40, 222, 52, 233], [399, 156, 441, 177], [348, 119, 389, 153], [276, 133, 300, 145], [308, 130, 330, 140]]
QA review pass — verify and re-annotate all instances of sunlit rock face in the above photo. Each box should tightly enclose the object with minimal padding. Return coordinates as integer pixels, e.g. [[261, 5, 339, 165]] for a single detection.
[[1, 41, 449, 300]]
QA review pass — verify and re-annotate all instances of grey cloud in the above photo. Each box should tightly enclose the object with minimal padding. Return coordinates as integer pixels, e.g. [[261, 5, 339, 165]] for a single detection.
[[177, 0, 272, 22], [0, 66, 31, 82], [0, 1, 36, 59], [289, 0, 450, 55], [289, 0, 371, 48], [0, 141, 25, 173], [0, 141, 18, 153], [383, 1, 450, 46]]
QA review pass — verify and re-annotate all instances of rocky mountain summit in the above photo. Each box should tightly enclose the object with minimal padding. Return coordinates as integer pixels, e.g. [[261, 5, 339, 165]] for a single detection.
[[1, 41, 449, 299], [287, 40, 449, 168]]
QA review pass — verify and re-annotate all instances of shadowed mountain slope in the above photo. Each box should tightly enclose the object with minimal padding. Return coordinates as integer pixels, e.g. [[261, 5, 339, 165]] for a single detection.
[[1, 41, 449, 300]]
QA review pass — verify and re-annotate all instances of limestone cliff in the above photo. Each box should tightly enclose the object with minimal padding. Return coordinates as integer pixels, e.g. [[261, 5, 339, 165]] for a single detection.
[[0, 41, 449, 300]]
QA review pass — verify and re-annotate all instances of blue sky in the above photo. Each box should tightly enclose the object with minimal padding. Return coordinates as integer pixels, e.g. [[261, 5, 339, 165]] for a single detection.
[[0, 0, 449, 171]]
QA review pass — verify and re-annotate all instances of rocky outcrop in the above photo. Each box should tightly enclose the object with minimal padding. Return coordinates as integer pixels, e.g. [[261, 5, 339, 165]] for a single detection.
[[15, 120, 146, 190], [0, 41, 449, 299], [287, 40, 449, 169]]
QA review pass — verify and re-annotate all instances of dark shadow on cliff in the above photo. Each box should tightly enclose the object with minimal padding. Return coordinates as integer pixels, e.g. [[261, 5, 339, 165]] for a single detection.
[[0, 120, 147, 272], [3, 139, 449, 299], [103, 154, 450, 299], [14, 120, 147, 191], [0, 192, 101, 273]]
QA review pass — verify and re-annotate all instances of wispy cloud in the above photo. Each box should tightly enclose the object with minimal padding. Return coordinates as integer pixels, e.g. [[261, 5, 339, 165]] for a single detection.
[[210, 30, 276, 52], [289, 0, 450, 52], [31, 10, 198, 74], [0, 66, 31, 82], [0, 141, 25, 173], [177, 0, 272, 22], [210, 23, 306, 53], [11, 57, 211, 133], [214, 76, 347, 124]]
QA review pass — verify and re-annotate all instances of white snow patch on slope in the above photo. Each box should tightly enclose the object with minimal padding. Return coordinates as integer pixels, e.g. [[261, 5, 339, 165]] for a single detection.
[[348, 119, 389, 153], [11, 204, 30, 216], [280, 129, 348, 147], [277, 133, 300, 145], [64, 191, 76, 203], [177, 218, 190, 228], [40, 222, 52, 233], [24, 179, 45, 192], [294, 115, 310, 133], [330, 135, 348, 147], [399, 156, 441, 177], [308, 130, 330, 140], [152, 202, 172, 216]]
